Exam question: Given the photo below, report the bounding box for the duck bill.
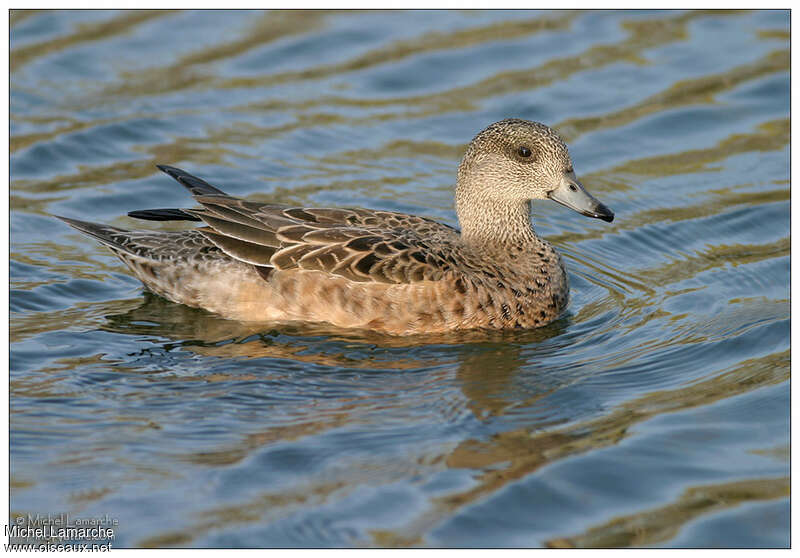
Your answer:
[547,174,614,222]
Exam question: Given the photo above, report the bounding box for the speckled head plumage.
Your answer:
[457,118,573,202]
[455,118,613,245]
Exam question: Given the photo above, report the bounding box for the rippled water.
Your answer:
[10,9,789,548]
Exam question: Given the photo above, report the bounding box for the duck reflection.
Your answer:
[101,292,571,433]
[102,291,567,376]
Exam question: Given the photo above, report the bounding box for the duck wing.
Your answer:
[137,166,462,285]
[192,196,463,284]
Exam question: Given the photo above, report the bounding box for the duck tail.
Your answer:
[56,214,199,303]
[55,215,140,256]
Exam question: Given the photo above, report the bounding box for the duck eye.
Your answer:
[518,146,531,158]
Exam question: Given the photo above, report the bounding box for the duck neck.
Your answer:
[455,187,540,251]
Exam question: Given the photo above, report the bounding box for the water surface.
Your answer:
[10,9,789,548]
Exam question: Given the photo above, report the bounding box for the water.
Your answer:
[10,9,789,548]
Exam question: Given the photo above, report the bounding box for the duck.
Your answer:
[58,118,614,335]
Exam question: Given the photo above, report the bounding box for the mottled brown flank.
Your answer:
[61,119,590,334]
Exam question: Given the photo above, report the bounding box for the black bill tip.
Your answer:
[593,202,614,223]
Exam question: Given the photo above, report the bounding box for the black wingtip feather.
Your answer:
[155,164,228,197]
[128,208,202,222]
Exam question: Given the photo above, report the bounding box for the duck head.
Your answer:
[456,118,614,224]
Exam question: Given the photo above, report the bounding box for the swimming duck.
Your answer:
[58,119,613,335]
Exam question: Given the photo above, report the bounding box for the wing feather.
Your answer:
[144,167,462,285]
[199,228,276,266]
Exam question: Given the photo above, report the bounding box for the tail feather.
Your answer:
[56,215,188,262]
[55,215,138,255]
